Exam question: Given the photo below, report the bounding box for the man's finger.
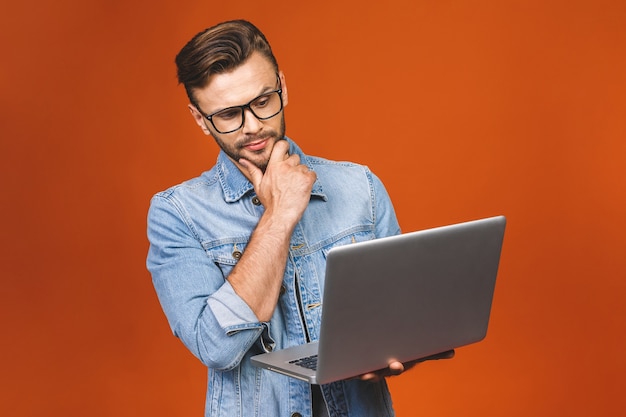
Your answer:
[388,361,405,374]
[268,139,290,163]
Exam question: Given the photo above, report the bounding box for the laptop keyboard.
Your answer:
[289,354,318,370]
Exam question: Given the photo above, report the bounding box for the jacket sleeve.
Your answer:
[146,193,264,371]
[368,169,402,238]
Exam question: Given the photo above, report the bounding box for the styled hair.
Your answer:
[175,20,279,106]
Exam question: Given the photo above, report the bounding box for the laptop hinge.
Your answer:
[294,272,311,343]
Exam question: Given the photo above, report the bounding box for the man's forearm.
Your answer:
[226,210,295,322]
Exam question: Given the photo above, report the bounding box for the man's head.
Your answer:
[176,20,279,107]
[175,20,288,173]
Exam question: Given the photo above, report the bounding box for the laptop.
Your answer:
[250,215,506,385]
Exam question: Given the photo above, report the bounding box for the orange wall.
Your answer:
[1,1,625,416]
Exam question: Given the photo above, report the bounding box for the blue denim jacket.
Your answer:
[147,138,401,417]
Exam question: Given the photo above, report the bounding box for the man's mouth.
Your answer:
[243,138,269,152]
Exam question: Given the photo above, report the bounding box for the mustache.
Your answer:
[237,133,278,149]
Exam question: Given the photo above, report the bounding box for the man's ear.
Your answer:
[188,104,212,136]
[279,71,288,107]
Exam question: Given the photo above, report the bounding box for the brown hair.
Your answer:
[175,20,279,106]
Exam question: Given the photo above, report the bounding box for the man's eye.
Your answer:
[215,109,240,120]
[253,95,271,108]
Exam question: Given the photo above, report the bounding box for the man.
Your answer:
[147,20,449,417]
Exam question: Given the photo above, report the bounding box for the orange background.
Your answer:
[1,1,625,416]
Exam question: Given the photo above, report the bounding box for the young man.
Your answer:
[147,20,447,417]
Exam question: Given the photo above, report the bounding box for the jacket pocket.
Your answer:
[320,229,376,258]
[204,239,250,279]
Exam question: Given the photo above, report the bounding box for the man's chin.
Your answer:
[250,156,270,173]
[233,151,269,173]
[244,139,279,169]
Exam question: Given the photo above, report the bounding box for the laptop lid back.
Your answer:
[315,215,506,384]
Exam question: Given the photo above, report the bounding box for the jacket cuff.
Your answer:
[207,280,262,335]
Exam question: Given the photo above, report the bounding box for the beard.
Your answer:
[211,114,286,173]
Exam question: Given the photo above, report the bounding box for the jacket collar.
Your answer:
[216,137,326,203]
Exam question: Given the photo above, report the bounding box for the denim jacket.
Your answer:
[147,138,401,417]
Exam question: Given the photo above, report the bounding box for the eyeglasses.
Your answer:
[198,76,283,134]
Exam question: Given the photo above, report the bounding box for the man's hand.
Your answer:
[239,140,316,225]
[229,140,317,322]
[359,350,456,382]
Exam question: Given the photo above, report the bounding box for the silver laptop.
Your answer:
[250,215,506,385]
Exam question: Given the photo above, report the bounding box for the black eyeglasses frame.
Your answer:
[196,75,283,134]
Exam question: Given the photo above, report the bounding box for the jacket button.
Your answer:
[232,250,242,260]
[252,196,262,206]
[280,285,286,295]
[291,413,302,417]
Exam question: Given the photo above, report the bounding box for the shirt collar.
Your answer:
[216,137,326,203]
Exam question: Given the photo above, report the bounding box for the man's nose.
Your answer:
[241,108,263,134]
